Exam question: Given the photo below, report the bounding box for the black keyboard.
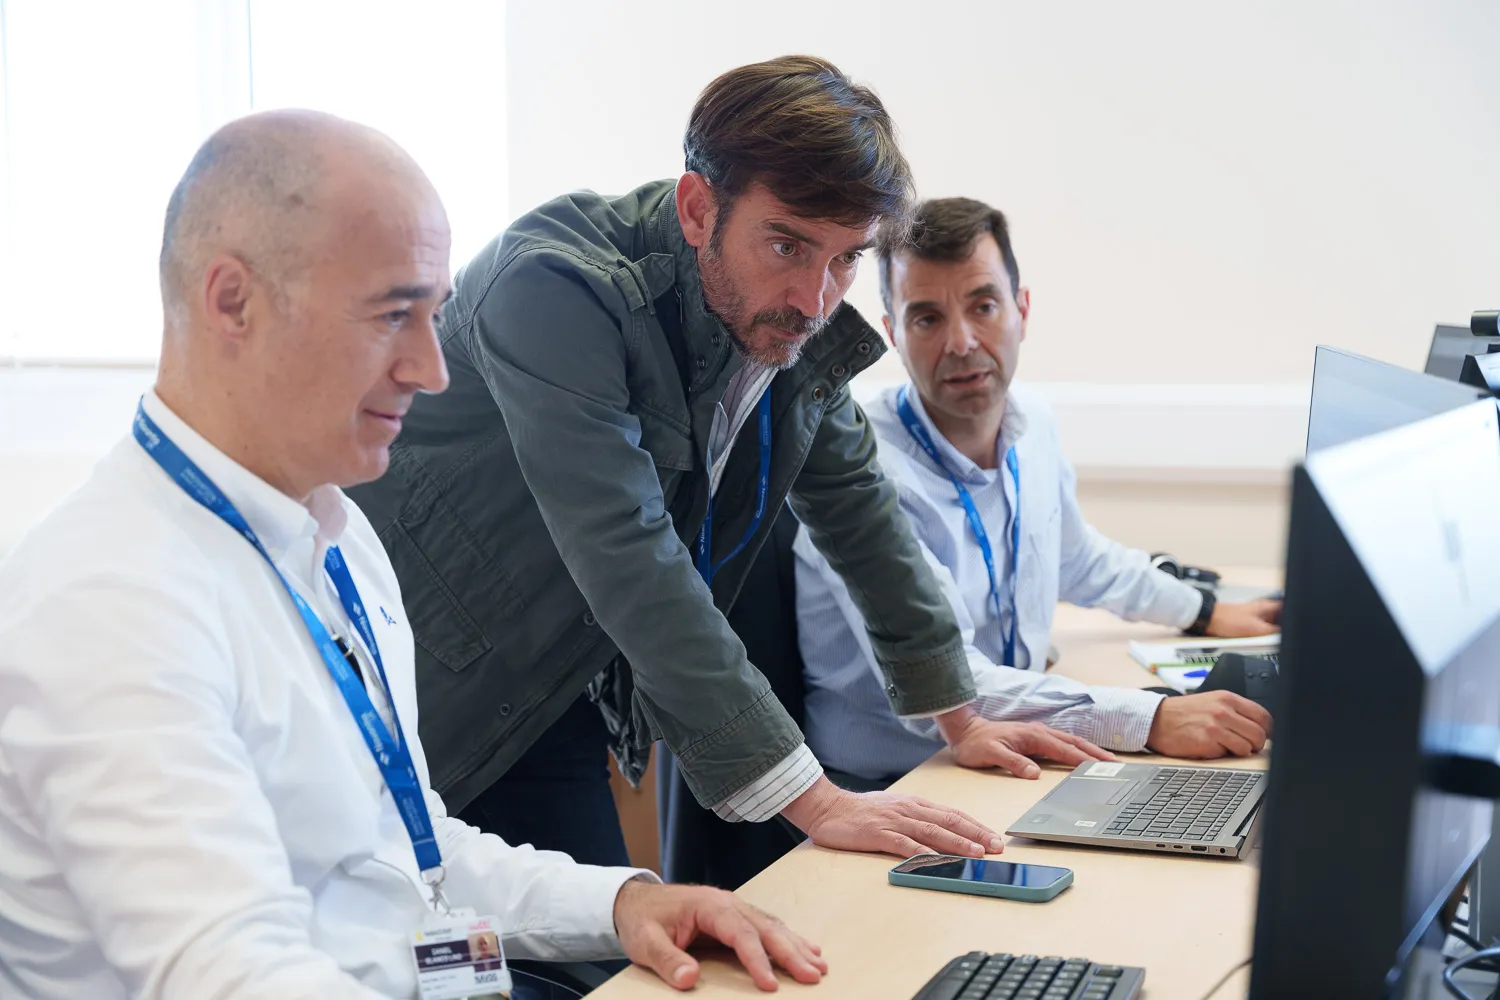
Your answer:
[1103,766,1262,843]
[911,952,1144,1000]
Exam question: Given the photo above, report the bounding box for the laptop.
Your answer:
[1007,761,1267,859]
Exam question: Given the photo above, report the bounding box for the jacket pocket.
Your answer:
[380,521,493,674]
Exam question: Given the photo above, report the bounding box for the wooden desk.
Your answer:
[594,574,1277,1000]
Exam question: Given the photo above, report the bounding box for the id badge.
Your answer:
[411,912,512,1000]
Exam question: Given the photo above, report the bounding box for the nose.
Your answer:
[942,315,981,357]
[395,311,451,395]
[785,266,830,322]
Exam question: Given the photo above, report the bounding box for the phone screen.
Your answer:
[891,855,1070,887]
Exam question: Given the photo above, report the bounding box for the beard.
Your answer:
[698,247,827,370]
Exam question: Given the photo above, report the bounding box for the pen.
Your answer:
[1183,669,1209,679]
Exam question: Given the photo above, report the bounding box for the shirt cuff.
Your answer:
[539,864,662,959]
[711,744,823,823]
[899,696,977,720]
[1170,583,1208,630]
[1084,686,1166,753]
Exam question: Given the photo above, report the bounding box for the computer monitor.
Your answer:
[1306,345,1489,455]
[1460,352,1500,395]
[1424,323,1500,381]
[1250,399,1500,998]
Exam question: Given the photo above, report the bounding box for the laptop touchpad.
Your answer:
[1057,778,1134,805]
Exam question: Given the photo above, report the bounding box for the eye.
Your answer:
[975,301,998,316]
[381,309,412,329]
[837,251,863,267]
[912,314,937,330]
[771,241,798,258]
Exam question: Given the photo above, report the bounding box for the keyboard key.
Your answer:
[1094,966,1125,978]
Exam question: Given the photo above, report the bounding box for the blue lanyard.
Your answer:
[131,403,446,895]
[896,387,1022,666]
[696,388,773,585]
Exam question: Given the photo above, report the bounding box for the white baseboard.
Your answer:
[851,375,1309,482]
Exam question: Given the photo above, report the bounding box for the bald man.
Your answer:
[0,111,825,1000]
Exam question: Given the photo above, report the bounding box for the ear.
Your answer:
[201,254,258,344]
[675,172,718,250]
[881,312,896,346]
[1015,285,1031,342]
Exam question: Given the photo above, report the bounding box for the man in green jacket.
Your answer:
[347,55,1109,868]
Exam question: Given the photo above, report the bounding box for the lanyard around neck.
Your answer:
[696,388,773,585]
[132,402,448,902]
[896,386,1021,665]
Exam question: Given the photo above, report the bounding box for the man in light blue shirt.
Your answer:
[795,196,1279,786]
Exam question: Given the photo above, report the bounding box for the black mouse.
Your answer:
[1197,652,1278,713]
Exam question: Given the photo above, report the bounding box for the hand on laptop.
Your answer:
[781,775,1007,860]
[936,705,1117,778]
[613,879,828,991]
[1146,690,1271,758]
[1206,599,1281,638]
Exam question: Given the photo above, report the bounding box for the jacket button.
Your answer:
[583,611,596,626]
[857,342,873,355]
[886,683,898,698]
[712,334,722,346]
[499,703,513,717]
[811,386,825,401]
[696,357,707,371]
[831,364,847,378]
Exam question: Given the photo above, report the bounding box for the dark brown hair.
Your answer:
[684,55,914,242]
[877,196,1021,314]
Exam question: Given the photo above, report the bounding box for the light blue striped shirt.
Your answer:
[794,381,1205,782]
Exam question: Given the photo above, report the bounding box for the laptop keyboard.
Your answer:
[911,952,1144,1000]
[1103,767,1262,843]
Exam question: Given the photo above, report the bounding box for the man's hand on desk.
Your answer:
[1146,690,1271,758]
[781,774,1007,860]
[1206,599,1281,638]
[613,879,828,991]
[935,705,1116,778]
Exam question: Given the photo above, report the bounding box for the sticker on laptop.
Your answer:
[1074,820,1099,828]
[1085,762,1124,777]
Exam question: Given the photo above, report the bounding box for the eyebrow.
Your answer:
[766,221,876,255]
[902,283,1005,318]
[367,285,454,305]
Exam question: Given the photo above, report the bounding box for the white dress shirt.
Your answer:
[705,360,823,823]
[0,391,651,1000]
[794,382,1205,782]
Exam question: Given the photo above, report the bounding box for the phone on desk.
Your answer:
[888,854,1073,903]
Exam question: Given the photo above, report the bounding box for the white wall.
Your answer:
[505,0,1500,388]
[7,1,1498,559]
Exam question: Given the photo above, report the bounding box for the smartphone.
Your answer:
[888,854,1073,903]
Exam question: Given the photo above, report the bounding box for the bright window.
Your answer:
[0,0,507,363]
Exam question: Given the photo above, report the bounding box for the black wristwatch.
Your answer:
[1185,589,1217,636]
